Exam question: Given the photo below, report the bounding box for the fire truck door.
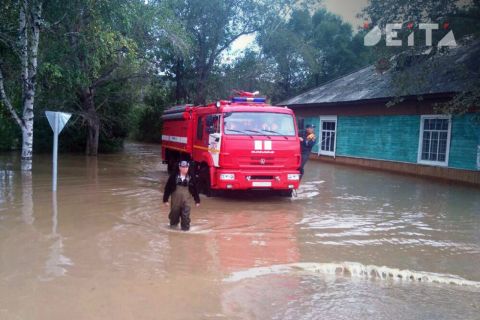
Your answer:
[206,114,221,167]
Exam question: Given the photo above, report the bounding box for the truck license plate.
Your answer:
[252,181,272,187]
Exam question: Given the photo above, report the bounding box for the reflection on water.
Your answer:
[0,143,479,319]
[41,192,73,280]
[21,171,34,225]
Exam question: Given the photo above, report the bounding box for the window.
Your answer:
[417,115,451,166]
[319,116,337,156]
[196,116,203,140]
[206,114,221,134]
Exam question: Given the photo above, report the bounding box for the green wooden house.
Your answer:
[281,39,480,185]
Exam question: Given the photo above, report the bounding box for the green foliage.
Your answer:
[10,0,475,154]
[157,0,294,104]
[132,81,172,142]
[133,106,164,143]
[256,8,374,102]
[0,111,20,151]
[33,0,157,153]
[361,0,480,114]
[1,0,378,154]
[207,50,277,101]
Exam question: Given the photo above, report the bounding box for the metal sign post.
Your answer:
[45,111,72,191]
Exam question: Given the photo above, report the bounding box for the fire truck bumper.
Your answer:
[213,169,301,190]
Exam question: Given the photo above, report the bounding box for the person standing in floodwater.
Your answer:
[163,161,200,231]
[299,124,316,178]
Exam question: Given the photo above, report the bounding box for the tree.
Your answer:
[257,10,310,101]
[39,0,155,155]
[0,0,43,170]
[213,50,278,100]
[361,0,480,114]
[258,8,373,102]
[161,0,293,105]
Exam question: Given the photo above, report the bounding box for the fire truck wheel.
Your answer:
[167,160,175,175]
[205,188,216,197]
[198,165,215,197]
[279,189,293,197]
[204,176,219,197]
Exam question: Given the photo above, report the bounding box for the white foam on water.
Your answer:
[335,195,372,201]
[308,180,325,184]
[293,191,320,200]
[292,181,324,200]
[163,224,213,234]
[224,262,480,288]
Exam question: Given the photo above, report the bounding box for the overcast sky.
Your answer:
[322,0,368,29]
[229,0,368,55]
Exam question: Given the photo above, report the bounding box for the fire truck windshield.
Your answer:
[223,112,296,136]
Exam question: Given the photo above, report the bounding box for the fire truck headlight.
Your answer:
[287,174,300,181]
[220,173,235,180]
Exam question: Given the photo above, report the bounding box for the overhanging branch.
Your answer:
[91,63,120,88]
[213,28,257,61]
[0,66,24,128]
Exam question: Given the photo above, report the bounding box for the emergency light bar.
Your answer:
[231,97,266,103]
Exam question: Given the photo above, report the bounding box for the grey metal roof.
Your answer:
[280,39,480,106]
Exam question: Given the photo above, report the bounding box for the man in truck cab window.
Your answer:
[261,118,280,132]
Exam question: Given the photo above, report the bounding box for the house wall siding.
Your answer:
[336,115,420,163]
[296,111,479,172]
[449,114,479,170]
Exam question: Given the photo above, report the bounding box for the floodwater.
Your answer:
[1,143,479,320]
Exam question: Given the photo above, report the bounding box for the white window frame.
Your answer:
[417,115,451,167]
[318,116,337,157]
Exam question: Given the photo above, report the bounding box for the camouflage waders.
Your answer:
[169,184,191,231]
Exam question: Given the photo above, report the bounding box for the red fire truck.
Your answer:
[161,93,301,196]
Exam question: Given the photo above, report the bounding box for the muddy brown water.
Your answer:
[1,143,479,319]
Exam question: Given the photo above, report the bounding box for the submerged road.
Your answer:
[1,143,479,319]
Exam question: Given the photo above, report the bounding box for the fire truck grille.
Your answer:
[249,175,274,180]
[237,156,288,167]
[243,156,273,165]
[251,156,274,164]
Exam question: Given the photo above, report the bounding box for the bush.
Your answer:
[0,112,20,151]
[133,105,164,143]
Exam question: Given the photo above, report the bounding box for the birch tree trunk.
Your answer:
[0,0,42,171]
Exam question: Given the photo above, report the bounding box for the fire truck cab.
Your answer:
[161,95,302,196]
